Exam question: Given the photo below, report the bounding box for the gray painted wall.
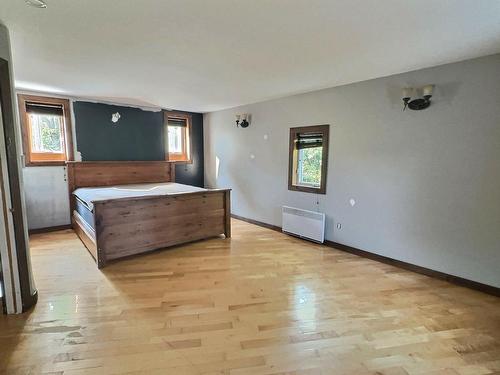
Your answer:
[204,54,500,288]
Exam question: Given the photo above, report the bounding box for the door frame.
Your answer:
[0,57,37,313]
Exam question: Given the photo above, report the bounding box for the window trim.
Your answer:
[17,94,74,167]
[164,111,192,164]
[288,124,329,195]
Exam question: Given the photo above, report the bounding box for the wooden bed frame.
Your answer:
[67,161,231,268]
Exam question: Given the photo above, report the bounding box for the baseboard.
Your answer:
[28,224,72,235]
[232,214,282,232]
[325,240,500,297]
[231,214,500,297]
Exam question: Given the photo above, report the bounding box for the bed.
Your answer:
[67,161,231,268]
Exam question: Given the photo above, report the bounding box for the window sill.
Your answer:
[165,157,193,164]
[297,182,321,189]
[289,184,326,194]
[25,161,69,167]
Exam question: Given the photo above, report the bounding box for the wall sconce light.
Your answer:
[25,0,47,8]
[111,112,121,123]
[402,84,434,111]
[235,113,250,128]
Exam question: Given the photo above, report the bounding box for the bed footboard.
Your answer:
[85,189,230,268]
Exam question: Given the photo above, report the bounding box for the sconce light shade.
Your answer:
[422,84,434,98]
[402,87,413,100]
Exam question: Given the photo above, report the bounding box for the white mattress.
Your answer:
[74,182,207,210]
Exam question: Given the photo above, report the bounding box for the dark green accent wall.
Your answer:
[73,102,164,161]
[73,101,204,187]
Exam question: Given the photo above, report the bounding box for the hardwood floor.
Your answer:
[1,219,499,374]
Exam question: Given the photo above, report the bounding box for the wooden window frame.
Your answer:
[164,111,192,164]
[17,94,74,167]
[288,124,329,195]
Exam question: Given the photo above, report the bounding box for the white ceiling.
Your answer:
[1,0,500,113]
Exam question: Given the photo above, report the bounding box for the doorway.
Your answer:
[0,56,37,313]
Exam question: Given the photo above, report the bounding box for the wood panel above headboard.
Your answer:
[67,161,175,193]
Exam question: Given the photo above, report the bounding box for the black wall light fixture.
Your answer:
[402,85,434,111]
[235,113,250,128]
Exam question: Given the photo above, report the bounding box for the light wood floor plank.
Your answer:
[0,219,499,374]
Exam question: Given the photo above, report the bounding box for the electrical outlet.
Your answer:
[336,223,342,230]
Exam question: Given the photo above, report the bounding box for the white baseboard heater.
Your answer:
[282,206,325,243]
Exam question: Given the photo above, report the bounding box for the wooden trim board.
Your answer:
[224,190,231,238]
[72,211,98,264]
[231,214,282,232]
[67,161,175,190]
[28,224,72,235]
[66,160,176,215]
[231,214,500,297]
[324,240,500,297]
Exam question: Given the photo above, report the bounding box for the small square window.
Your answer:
[18,95,73,166]
[164,112,192,163]
[289,125,329,194]
[297,147,323,188]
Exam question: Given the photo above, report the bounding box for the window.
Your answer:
[18,95,73,166]
[288,125,329,194]
[164,112,192,163]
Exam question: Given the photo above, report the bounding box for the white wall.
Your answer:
[204,54,500,288]
[23,167,70,229]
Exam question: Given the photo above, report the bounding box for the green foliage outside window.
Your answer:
[40,120,62,152]
[31,114,63,152]
[299,147,322,186]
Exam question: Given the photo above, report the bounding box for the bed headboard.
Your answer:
[67,161,175,192]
